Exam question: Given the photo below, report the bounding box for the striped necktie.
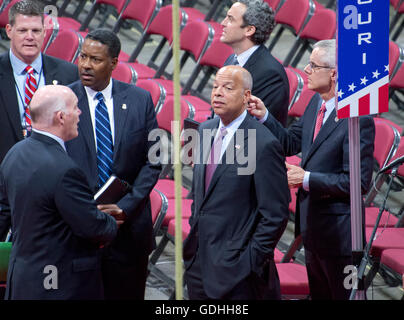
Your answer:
[24,65,37,134]
[95,92,113,188]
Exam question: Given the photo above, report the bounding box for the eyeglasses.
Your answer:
[306,61,334,72]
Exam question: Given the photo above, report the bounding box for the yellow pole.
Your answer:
[172,0,183,300]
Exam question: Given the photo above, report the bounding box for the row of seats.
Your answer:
[1,0,404,299]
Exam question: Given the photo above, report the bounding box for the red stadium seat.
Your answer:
[136,79,167,113]
[80,0,130,31]
[283,6,336,67]
[45,29,83,63]
[268,0,315,55]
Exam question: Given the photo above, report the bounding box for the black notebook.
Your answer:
[94,175,131,204]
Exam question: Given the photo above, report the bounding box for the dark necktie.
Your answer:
[232,55,239,65]
[313,102,326,142]
[95,92,113,187]
[205,127,228,193]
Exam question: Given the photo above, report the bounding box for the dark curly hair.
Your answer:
[237,0,275,45]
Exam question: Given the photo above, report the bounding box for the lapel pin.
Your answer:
[52,80,58,85]
[335,116,339,122]
[235,144,240,150]
[122,104,127,110]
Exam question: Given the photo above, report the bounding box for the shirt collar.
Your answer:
[218,109,247,136]
[32,128,66,151]
[236,45,260,67]
[9,49,43,75]
[84,78,113,101]
[323,97,336,114]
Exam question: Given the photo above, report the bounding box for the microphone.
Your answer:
[379,155,404,174]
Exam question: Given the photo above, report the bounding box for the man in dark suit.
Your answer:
[221,0,289,127]
[248,40,375,299]
[0,0,78,164]
[183,65,290,300]
[0,85,118,300]
[65,29,161,300]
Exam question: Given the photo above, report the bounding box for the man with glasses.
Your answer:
[248,39,375,300]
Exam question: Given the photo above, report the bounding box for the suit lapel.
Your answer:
[302,108,343,168]
[242,45,263,71]
[111,80,129,160]
[0,54,24,140]
[42,55,58,85]
[202,116,250,202]
[74,83,98,169]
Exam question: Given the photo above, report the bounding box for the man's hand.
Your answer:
[286,162,305,189]
[98,204,126,227]
[247,95,267,120]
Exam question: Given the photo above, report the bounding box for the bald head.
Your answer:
[30,85,75,126]
[211,66,252,126]
[217,65,253,90]
[30,85,81,141]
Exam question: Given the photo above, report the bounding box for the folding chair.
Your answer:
[42,15,59,53]
[283,6,336,67]
[379,248,404,288]
[127,4,205,64]
[111,61,136,84]
[389,41,404,82]
[45,29,83,63]
[0,0,18,28]
[264,0,286,13]
[153,20,215,79]
[285,67,304,111]
[181,37,234,96]
[389,44,404,110]
[136,79,167,113]
[112,0,163,34]
[148,200,192,287]
[363,227,404,290]
[155,95,194,178]
[390,0,404,41]
[367,136,404,226]
[150,188,169,239]
[155,179,189,200]
[267,0,315,55]
[364,118,401,207]
[80,0,131,31]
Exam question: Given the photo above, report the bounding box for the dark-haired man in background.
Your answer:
[66,29,161,300]
[221,0,289,127]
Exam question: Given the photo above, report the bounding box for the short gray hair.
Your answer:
[313,39,336,68]
[237,0,275,45]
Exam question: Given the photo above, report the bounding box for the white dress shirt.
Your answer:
[215,110,247,160]
[84,79,115,150]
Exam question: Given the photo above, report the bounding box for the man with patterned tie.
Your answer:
[221,0,289,126]
[248,40,376,300]
[183,65,290,300]
[0,0,79,166]
[66,29,161,300]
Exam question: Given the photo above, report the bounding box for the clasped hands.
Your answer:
[97,204,126,227]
